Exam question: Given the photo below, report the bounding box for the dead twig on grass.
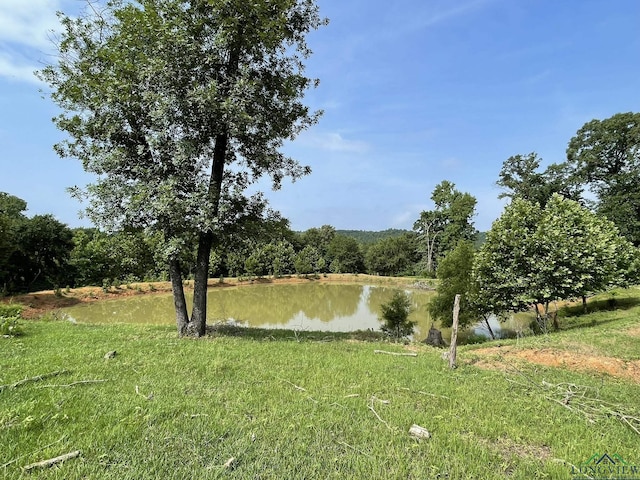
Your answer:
[281,379,318,403]
[374,350,417,357]
[1,436,66,469]
[0,370,70,392]
[23,450,81,471]
[282,379,306,391]
[36,380,107,388]
[337,440,372,457]
[506,366,640,436]
[368,395,392,430]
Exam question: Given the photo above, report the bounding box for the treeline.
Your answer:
[336,229,411,244]
[1,185,489,295]
[0,194,431,294]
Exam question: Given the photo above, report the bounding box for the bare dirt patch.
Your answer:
[469,346,640,383]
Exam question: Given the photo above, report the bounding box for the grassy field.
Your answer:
[2,288,640,479]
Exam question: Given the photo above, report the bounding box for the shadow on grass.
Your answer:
[555,296,640,332]
[563,296,640,317]
[206,323,387,342]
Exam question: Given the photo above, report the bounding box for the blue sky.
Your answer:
[1,0,639,232]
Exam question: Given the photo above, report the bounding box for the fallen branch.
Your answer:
[0,370,70,392]
[506,366,640,436]
[368,396,392,430]
[0,437,65,469]
[36,380,107,388]
[338,440,372,457]
[374,350,417,357]
[23,450,81,471]
[282,379,307,391]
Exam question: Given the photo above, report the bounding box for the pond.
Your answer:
[61,283,525,341]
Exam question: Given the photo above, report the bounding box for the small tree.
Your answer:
[379,291,415,340]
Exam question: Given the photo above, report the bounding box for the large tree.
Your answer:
[566,112,640,245]
[474,195,638,331]
[0,193,28,293]
[39,0,326,336]
[497,153,581,207]
[413,180,476,275]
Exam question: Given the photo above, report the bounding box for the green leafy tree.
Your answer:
[566,112,640,245]
[474,195,638,331]
[298,225,336,271]
[414,181,477,275]
[497,153,581,207]
[294,245,325,275]
[0,193,28,292]
[39,0,327,336]
[379,291,415,340]
[9,215,74,292]
[429,241,477,326]
[327,235,364,273]
[364,233,418,276]
[71,228,163,285]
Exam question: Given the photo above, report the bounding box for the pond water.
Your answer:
[61,283,525,341]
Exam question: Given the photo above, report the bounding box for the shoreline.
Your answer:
[2,274,430,319]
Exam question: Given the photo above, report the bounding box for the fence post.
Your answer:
[449,294,461,369]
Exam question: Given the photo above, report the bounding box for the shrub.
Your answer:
[0,304,24,337]
[379,291,416,340]
[0,304,22,317]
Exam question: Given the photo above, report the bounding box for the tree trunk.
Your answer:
[483,315,496,339]
[189,231,214,337]
[582,295,588,313]
[189,133,228,337]
[186,36,240,337]
[169,257,189,336]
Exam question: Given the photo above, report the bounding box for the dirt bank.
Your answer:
[469,345,640,383]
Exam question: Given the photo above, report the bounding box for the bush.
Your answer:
[0,304,22,317]
[0,304,23,337]
[379,291,416,340]
[0,316,22,336]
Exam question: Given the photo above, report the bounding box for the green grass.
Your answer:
[1,293,640,479]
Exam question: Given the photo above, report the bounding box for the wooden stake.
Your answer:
[449,294,461,369]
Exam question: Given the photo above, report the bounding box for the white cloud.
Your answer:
[0,51,40,83]
[299,131,370,154]
[420,0,493,27]
[0,0,65,82]
[0,0,63,49]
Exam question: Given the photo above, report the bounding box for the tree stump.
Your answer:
[423,324,446,347]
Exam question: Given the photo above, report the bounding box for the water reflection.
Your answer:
[61,283,527,340]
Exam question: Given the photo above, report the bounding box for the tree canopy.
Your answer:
[566,112,640,245]
[39,0,327,335]
[413,180,477,275]
[497,153,581,207]
[474,194,638,331]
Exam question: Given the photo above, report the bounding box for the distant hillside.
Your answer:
[337,229,412,244]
